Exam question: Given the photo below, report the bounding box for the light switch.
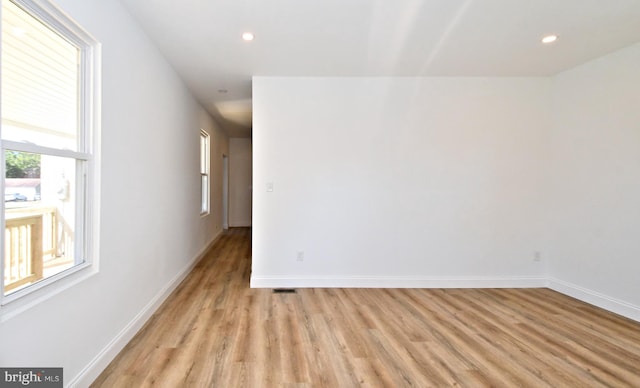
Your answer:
[266,182,274,192]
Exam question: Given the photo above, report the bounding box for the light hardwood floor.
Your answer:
[92,228,640,387]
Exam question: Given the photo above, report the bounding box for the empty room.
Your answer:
[1,0,640,387]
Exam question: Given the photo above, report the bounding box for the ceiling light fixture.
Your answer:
[542,35,558,44]
[242,32,254,41]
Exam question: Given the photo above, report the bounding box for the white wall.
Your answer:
[0,0,228,385]
[252,77,551,288]
[229,138,252,227]
[548,43,640,320]
[252,46,640,322]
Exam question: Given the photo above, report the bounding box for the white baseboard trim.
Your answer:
[250,275,547,289]
[252,276,639,322]
[548,277,640,323]
[69,230,224,388]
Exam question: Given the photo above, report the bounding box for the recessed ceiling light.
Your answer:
[242,32,254,41]
[542,35,558,44]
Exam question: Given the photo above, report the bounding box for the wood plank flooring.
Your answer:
[92,228,640,387]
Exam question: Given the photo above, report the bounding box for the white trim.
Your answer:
[68,230,224,388]
[13,0,97,47]
[0,150,5,295]
[251,275,640,322]
[250,275,547,289]
[0,265,99,322]
[548,278,640,323]
[1,261,92,309]
[1,140,92,160]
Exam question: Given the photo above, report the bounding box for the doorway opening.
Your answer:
[222,154,229,229]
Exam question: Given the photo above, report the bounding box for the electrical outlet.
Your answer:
[534,251,541,262]
[296,251,304,262]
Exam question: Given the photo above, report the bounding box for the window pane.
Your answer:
[201,175,208,214]
[1,0,80,151]
[200,132,208,174]
[4,151,81,295]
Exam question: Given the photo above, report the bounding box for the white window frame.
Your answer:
[200,129,210,216]
[0,0,101,314]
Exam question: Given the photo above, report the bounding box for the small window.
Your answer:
[1,0,100,300]
[200,130,210,215]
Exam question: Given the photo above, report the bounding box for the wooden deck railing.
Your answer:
[4,207,57,293]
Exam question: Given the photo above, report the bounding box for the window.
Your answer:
[200,130,210,215]
[1,0,99,301]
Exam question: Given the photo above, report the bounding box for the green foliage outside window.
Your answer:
[5,151,41,178]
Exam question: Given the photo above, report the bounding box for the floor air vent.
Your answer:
[273,288,297,294]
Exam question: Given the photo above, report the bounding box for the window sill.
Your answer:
[0,262,97,322]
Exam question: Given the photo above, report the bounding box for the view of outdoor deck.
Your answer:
[4,201,74,294]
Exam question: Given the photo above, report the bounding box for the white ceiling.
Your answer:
[118,0,640,137]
